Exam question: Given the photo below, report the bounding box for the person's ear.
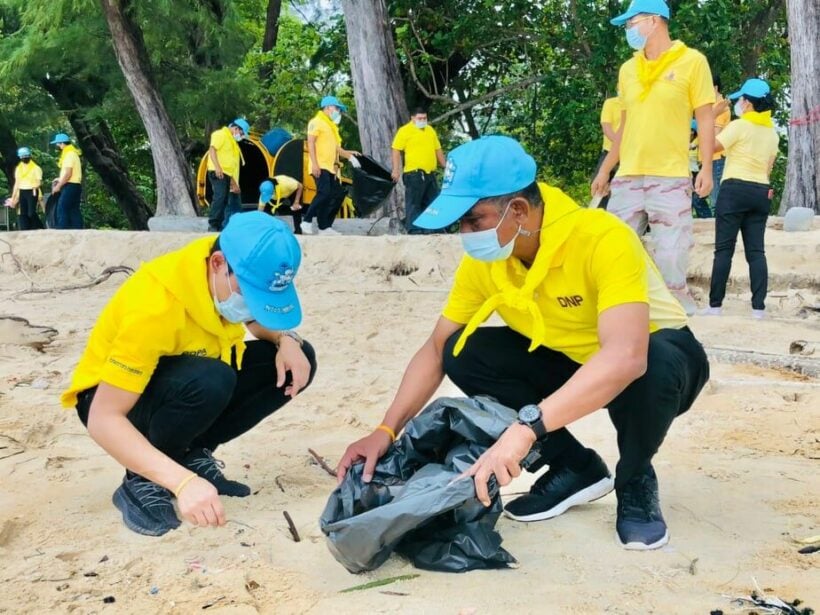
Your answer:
[510,197,531,221]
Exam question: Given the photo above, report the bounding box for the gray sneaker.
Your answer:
[112,474,181,537]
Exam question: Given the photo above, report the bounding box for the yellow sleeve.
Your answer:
[689,53,716,110]
[716,120,741,152]
[432,129,442,150]
[34,165,43,184]
[14,166,21,181]
[600,99,612,124]
[391,126,408,151]
[210,129,225,150]
[590,225,649,314]
[441,258,488,324]
[307,119,322,137]
[715,108,731,129]
[617,66,626,107]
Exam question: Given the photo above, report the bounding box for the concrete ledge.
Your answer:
[147,215,398,236]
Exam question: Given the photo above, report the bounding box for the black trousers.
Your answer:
[709,179,770,310]
[76,340,317,463]
[17,189,43,230]
[593,151,618,210]
[305,170,346,230]
[56,183,83,229]
[442,327,709,489]
[403,170,439,233]
[207,171,242,232]
[262,200,303,234]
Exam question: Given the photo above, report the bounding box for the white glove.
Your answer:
[349,156,361,169]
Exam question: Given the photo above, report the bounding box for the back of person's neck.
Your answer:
[643,31,673,60]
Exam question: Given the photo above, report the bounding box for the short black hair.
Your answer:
[744,92,775,113]
[411,107,428,116]
[478,181,543,209]
[713,74,722,92]
[266,177,279,187]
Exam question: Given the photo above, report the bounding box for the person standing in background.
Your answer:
[50,133,84,230]
[10,147,43,230]
[207,118,250,232]
[709,74,732,208]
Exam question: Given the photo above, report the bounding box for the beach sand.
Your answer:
[0,223,818,614]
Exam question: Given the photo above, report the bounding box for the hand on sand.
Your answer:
[463,423,535,507]
[590,172,610,199]
[335,429,392,485]
[275,336,311,397]
[694,169,713,198]
[177,476,226,528]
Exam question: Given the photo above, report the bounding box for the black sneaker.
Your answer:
[183,447,251,497]
[615,466,669,550]
[112,474,181,537]
[504,451,614,522]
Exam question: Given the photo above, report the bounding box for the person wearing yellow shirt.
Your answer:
[10,147,43,230]
[207,118,250,232]
[50,133,84,229]
[61,213,316,536]
[594,96,621,209]
[258,175,304,233]
[592,0,716,315]
[303,95,359,236]
[391,108,446,233]
[706,78,780,319]
[337,137,709,551]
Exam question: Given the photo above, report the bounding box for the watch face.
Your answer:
[519,406,540,423]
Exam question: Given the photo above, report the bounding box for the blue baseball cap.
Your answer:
[50,133,71,145]
[259,179,274,204]
[230,118,250,136]
[413,135,537,230]
[320,95,348,112]
[728,78,770,101]
[611,0,670,25]
[17,147,31,158]
[219,212,302,330]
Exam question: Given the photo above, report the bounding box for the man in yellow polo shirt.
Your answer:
[592,0,716,315]
[391,107,446,233]
[207,118,250,232]
[50,133,84,229]
[337,137,709,551]
[61,213,316,536]
[10,147,43,230]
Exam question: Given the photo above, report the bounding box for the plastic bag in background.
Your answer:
[260,128,293,157]
[320,396,540,574]
[44,192,59,229]
[349,154,395,217]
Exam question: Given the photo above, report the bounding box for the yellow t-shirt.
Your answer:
[712,96,731,160]
[58,145,83,184]
[15,161,43,190]
[207,127,242,179]
[392,122,442,173]
[617,43,715,178]
[717,119,779,185]
[274,175,299,200]
[60,237,247,408]
[307,112,341,174]
[600,97,622,151]
[442,183,687,364]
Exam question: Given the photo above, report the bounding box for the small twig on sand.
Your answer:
[0,238,35,286]
[14,265,134,297]
[308,448,337,477]
[283,511,300,542]
[275,476,286,492]
[340,574,420,593]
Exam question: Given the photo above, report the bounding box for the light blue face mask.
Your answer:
[414,120,428,129]
[213,270,254,323]
[460,202,520,262]
[733,100,745,118]
[330,110,342,124]
[626,25,648,50]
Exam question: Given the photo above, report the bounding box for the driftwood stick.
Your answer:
[283,511,300,542]
[308,448,337,477]
[0,238,35,286]
[13,266,134,297]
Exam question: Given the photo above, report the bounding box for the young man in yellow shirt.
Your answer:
[337,137,709,550]
[303,95,358,236]
[207,118,250,232]
[10,147,43,230]
[50,133,84,229]
[258,175,304,232]
[61,213,316,536]
[391,108,447,233]
[592,0,716,314]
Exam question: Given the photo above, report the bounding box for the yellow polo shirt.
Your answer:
[307,112,341,174]
[15,161,43,190]
[717,119,779,185]
[392,122,442,173]
[58,145,83,184]
[207,127,242,179]
[617,42,714,178]
[600,97,622,151]
[442,183,687,364]
[60,237,246,408]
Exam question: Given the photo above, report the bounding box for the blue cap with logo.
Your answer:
[50,133,71,145]
[259,179,274,204]
[17,147,31,158]
[219,212,302,330]
[413,135,537,230]
[728,78,771,101]
[230,118,251,136]
[320,95,348,112]
[610,0,670,26]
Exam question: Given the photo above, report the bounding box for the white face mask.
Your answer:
[734,101,745,117]
[414,119,428,129]
[330,110,342,124]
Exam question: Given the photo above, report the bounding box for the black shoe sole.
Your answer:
[112,485,180,537]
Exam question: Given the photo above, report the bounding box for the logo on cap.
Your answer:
[269,265,295,292]
[442,159,457,189]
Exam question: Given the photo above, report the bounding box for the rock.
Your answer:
[783,207,815,232]
[147,216,209,233]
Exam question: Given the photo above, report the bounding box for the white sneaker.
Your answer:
[317,227,341,236]
[300,221,314,235]
[700,307,722,316]
[752,309,766,319]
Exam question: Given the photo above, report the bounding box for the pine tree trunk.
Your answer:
[99,0,197,217]
[781,0,820,214]
[341,0,409,229]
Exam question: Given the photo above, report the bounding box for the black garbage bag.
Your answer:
[320,396,541,574]
[44,192,59,229]
[349,155,395,217]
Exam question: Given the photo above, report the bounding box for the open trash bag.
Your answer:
[349,154,395,217]
[320,396,541,573]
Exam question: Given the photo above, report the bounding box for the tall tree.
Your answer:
[342,0,409,227]
[99,0,197,217]
[782,0,820,214]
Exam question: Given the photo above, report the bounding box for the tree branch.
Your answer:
[431,75,548,123]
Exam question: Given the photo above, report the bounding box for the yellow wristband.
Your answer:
[173,473,198,498]
[376,424,397,442]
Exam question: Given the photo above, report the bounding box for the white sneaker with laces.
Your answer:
[300,221,314,235]
[752,309,766,319]
[318,227,341,236]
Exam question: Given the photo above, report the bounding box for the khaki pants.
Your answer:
[609,175,696,314]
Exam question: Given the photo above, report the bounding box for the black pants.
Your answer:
[305,170,346,230]
[56,183,83,229]
[208,171,242,231]
[442,327,709,489]
[403,170,439,233]
[262,200,303,234]
[709,179,770,310]
[593,151,618,210]
[76,340,317,462]
[17,189,43,230]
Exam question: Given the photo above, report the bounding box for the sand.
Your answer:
[0,222,818,614]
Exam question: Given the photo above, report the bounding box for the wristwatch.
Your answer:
[517,404,548,440]
[279,330,304,346]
